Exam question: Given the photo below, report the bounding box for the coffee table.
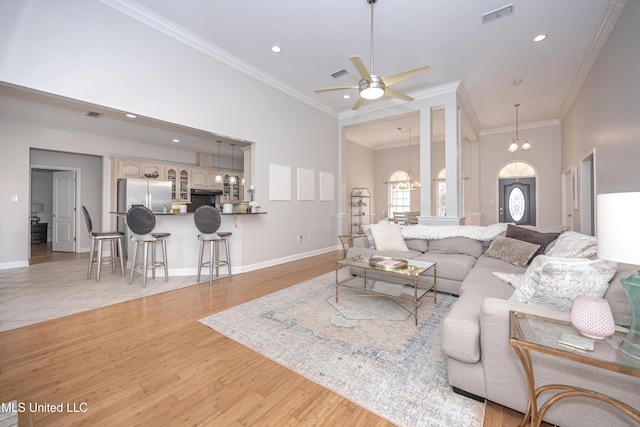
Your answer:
[336,254,437,325]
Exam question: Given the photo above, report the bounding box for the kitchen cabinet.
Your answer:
[114,159,144,179]
[191,167,223,191]
[223,172,244,201]
[142,162,164,179]
[166,166,191,202]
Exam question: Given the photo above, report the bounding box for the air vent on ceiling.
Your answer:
[331,69,349,79]
[85,111,103,118]
[482,3,514,24]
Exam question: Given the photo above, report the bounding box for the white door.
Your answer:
[53,170,76,252]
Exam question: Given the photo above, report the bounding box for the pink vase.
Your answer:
[570,295,616,339]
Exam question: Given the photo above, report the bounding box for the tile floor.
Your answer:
[0,258,203,332]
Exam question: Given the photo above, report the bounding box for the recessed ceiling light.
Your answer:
[533,34,547,42]
[172,139,180,143]
[513,79,523,85]
[271,45,282,53]
[125,113,137,118]
[344,95,351,99]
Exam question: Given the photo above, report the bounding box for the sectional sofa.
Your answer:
[345,223,638,427]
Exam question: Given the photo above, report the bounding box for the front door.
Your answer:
[499,178,536,225]
[52,170,76,252]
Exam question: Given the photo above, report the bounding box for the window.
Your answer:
[435,169,446,216]
[388,171,411,219]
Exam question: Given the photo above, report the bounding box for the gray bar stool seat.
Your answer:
[194,205,232,285]
[82,206,125,282]
[126,206,170,287]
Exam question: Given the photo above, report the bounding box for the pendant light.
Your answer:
[229,144,237,185]
[215,141,223,183]
[508,103,531,152]
[397,127,420,190]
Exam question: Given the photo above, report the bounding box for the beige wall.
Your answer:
[561,0,640,232]
[479,123,563,227]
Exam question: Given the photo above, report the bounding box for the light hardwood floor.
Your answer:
[1,250,535,426]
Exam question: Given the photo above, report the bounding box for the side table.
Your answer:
[509,311,640,427]
[31,222,48,243]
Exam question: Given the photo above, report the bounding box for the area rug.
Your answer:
[199,269,485,427]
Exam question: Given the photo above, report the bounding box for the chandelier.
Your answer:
[508,103,531,152]
[397,127,421,190]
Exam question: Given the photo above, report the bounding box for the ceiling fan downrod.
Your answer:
[368,0,377,74]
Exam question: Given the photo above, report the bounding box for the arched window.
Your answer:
[387,171,411,219]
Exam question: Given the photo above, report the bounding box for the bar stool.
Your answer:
[126,206,170,288]
[194,205,232,285]
[82,206,125,282]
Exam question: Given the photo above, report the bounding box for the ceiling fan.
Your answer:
[314,0,431,111]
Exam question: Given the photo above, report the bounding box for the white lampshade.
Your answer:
[596,192,640,265]
[31,203,44,213]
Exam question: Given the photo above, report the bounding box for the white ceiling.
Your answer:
[0,0,623,150]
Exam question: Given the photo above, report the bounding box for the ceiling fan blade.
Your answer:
[314,86,358,93]
[384,88,414,102]
[350,55,372,81]
[352,97,366,111]
[383,65,431,86]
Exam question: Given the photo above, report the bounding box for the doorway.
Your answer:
[29,148,102,264]
[499,178,537,225]
[30,167,79,262]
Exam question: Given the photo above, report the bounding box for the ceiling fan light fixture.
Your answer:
[359,76,385,100]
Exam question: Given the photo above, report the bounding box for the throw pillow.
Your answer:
[492,272,524,289]
[484,236,541,267]
[510,255,617,312]
[545,231,598,258]
[369,223,409,251]
[506,224,560,260]
[362,225,376,249]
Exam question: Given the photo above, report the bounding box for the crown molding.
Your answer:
[479,119,560,136]
[98,0,337,117]
[558,0,627,120]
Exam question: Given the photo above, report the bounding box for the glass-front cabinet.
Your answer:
[223,173,243,201]
[166,167,190,202]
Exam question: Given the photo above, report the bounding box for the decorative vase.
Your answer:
[619,275,640,359]
[570,295,616,340]
[250,193,255,202]
[250,205,257,213]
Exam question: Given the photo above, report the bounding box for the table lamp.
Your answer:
[596,192,640,359]
[31,203,44,224]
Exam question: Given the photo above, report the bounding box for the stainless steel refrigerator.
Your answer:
[117,178,172,258]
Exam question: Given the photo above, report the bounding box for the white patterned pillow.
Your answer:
[492,272,523,289]
[546,231,598,258]
[369,224,409,251]
[510,255,617,312]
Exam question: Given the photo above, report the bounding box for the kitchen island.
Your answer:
[111,211,267,277]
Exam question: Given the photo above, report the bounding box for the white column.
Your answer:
[419,107,432,220]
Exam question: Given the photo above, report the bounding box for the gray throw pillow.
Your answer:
[484,236,541,267]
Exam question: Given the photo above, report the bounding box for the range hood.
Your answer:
[191,188,223,195]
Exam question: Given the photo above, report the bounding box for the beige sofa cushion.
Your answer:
[412,252,478,282]
[441,268,514,363]
[428,237,484,257]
